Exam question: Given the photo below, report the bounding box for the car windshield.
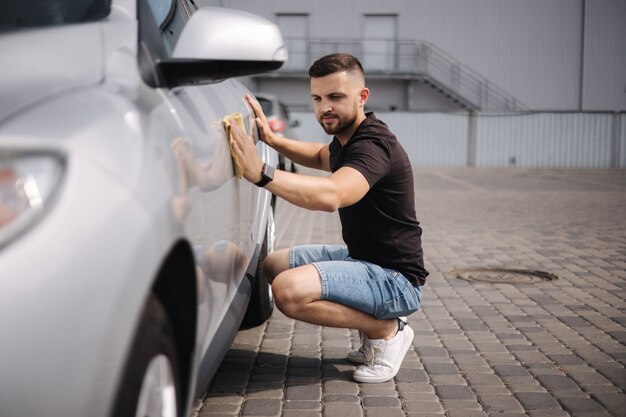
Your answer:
[0,0,111,33]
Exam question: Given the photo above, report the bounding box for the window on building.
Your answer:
[362,14,397,72]
[276,13,309,71]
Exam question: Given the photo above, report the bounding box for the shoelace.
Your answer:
[364,343,384,366]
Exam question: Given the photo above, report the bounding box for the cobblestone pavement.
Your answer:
[196,168,626,417]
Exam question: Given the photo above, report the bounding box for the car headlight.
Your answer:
[0,152,65,247]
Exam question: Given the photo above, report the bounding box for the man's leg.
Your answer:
[262,245,420,383]
[265,249,397,339]
[262,248,290,285]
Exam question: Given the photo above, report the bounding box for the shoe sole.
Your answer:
[353,325,414,383]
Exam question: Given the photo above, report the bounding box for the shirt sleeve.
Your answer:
[341,138,391,187]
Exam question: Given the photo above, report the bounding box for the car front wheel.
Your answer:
[112,295,180,417]
[241,209,275,328]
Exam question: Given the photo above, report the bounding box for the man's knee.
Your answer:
[271,265,321,318]
[263,248,290,284]
[271,272,299,316]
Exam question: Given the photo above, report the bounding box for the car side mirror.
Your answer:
[156,7,286,87]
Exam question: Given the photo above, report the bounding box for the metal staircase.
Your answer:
[405,41,529,112]
[271,38,530,112]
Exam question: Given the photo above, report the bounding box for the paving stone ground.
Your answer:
[195,168,626,417]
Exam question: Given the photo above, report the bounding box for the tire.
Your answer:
[241,209,275,328]
[112,295,181,417]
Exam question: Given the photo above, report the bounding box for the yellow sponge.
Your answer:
[222,112,245,178]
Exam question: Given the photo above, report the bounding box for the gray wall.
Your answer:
[199,1,626,169]
[583,1,626,111]
[200,0,626,112]
[290,111,625,169]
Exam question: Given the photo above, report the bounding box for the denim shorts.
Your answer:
[289,244,423,320]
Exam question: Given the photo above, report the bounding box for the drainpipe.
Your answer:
[467,110,477,167]
[612,112,622,168]
[579,0,586,111]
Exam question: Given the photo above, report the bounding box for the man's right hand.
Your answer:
[245,94,330,173]
[246,95,276,146]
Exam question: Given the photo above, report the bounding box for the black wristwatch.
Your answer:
[254,163,275,187]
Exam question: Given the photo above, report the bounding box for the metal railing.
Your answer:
[276,38,529,112]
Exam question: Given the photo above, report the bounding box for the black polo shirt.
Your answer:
[329,113,428,285]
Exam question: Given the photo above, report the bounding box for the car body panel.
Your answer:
[0,24,104,121]
[0,0,282,416]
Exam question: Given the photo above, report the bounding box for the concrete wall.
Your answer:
[200,0,626,112]
[583,0,626,111]
[200,1,625,168]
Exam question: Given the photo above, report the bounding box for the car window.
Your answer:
[141,0,189,56]
[257,98,274,116]
[0,0,111,33]
[147,0,174,29]
[279,102,291,121]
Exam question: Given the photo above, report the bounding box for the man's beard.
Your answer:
[318,112,357,136]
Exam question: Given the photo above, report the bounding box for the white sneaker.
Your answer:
[352,324,414,383]
[347,317,407,365]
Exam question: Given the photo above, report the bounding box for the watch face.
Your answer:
[264,164,275,180]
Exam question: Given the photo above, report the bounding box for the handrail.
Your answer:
[275,38,529,112]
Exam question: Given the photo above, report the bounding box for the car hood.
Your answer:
[0,23,104,123]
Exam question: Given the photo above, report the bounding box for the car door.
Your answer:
[140,0,271,371]
[141,0,238,334]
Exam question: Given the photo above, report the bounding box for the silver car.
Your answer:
[0,0,284,416]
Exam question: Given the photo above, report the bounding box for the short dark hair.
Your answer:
[308,53,364,78]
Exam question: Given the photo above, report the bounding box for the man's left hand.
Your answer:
[228,117,265,184]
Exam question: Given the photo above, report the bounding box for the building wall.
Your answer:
[620,113,626,167]
[290,111,625,168]
[199,1,625,169]
[251,78,469,113]
[476,113,615,168]
[583,0,626,111]
[199,0,626,112]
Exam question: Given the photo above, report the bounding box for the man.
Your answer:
[229,53,428,383]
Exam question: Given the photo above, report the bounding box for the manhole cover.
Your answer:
[451,268,558,284]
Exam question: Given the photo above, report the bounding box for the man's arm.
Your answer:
[265,167,368,212]
[228,117,368,211]
[265,136,331,172]
[246,95,331,172]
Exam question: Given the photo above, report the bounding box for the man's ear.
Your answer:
[360,87,370,107]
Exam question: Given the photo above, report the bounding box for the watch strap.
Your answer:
[254,163,274,187]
